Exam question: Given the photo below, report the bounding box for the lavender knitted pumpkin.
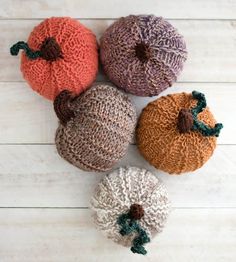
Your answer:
[100,15,188,96]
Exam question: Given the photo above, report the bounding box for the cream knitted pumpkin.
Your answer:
[91,166,170,255]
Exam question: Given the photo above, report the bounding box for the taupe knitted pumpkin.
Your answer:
[91,166,170,255]
[54,84,137,172]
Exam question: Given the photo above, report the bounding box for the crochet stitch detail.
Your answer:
[191,91,223,137]
[117,209,150,255]
[54,90,75,125]
[10,41,41,59]
[177,91,223,137]
[129,204,144,220]
[10,37,63,61]
[177,109,194,133]
[135,43,150,63]
[40,37,63,61]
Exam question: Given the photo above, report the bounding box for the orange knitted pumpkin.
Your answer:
[136,91,223,174]
[10,17,98,100]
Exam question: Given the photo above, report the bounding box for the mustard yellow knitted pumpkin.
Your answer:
[136,91,223,174]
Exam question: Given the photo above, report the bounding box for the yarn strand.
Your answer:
[117,212,150,255]
[191,90,207,114]
[191,91,223,137]
[10,41,41,59]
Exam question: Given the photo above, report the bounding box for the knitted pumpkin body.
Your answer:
[54,85,136,172]
[136,91,223,174]
[91,166,170,254]
[100,15,187,97]
[11,17,98,100]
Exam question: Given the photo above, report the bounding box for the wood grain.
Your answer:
[0,1,235,261]
[0,82,230,144]
[1,0,236,19]
[0,208,235,262]
[0,144,234,208]
[2,19,236,82]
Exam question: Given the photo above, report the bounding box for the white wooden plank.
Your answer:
[0,82,231,144]
[0,82,56,144]
[1,0,236,19]
[0,2,234,262]
[0,208,235,262]
[0,144,235,208]
[2,19,236,82]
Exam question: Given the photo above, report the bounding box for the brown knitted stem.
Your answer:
[177,109,194,133]
[40,37,63,61]
[54,90,75,125]
[129,204,144,220]
[135,43,150,62]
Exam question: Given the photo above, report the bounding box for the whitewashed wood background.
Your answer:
[0,1,235,261]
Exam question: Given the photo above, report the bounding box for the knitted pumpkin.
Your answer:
[91,166,170,255]
[54,84,136,171]
[10,17,98,100]
[100,15,187,97]
[136,91,223,174]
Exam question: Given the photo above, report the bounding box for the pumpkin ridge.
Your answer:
[10,17,98,100]
[136,91,222,174]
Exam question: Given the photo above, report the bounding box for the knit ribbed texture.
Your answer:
[55,84,137,172]
[136,92,219,174]
[91,166,170,253]
[16,17,98,100]
[100,15,187,97]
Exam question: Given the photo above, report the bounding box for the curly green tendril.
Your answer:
[191,91,223,137]
[117,212,150,255]
[10,41,41,60]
